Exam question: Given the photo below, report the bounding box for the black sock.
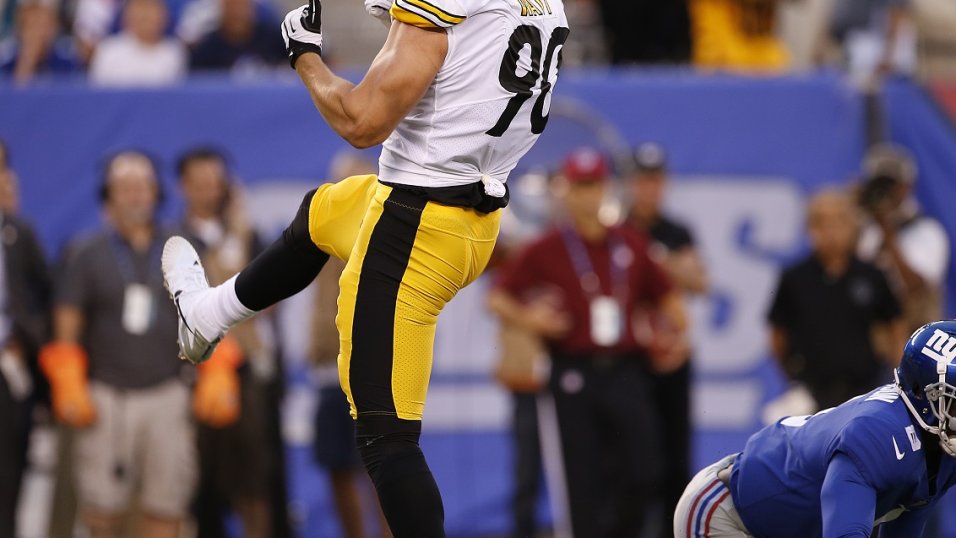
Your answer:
[234,189,330,310]
[357,418,446,538]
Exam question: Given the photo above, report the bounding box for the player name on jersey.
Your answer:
[517,0,553,17]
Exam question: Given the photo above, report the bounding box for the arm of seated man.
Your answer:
[295,21,447,148]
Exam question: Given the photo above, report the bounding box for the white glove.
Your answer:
[364,0,392,27]
[281,1,323,68]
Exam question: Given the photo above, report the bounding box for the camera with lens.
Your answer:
[858,174,901,214]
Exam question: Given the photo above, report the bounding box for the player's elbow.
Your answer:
[341,122,390,149]
[343,132,380,149]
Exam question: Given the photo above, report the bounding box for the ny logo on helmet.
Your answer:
[922,329,956,364]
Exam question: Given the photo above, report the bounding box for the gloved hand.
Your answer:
[39,342,96,428]
[364,0,391,26]
[193,336,243,428]
[281,0,323,69]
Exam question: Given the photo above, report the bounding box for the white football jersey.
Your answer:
[378,0,569,189]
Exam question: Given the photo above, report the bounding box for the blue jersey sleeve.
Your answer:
[836,416,904,491]
[821,453,876,538]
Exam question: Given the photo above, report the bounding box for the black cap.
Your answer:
[633,142,667,173]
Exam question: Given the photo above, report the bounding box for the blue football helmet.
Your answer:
[896,320,956,456]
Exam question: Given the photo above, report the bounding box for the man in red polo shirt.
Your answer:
[488,147,688,538]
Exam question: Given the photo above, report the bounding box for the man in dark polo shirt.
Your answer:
[626,142,707,537]
[40,151,198,538]
[488,147,687,538]
[769,190,906,411]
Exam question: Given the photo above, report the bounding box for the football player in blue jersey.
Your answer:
[675,319,956,538]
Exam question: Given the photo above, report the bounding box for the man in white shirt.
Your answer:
[857,143,949,332]
[827,0,916,83]
[89,0,186,86]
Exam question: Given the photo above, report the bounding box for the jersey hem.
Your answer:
[378,168,506,189]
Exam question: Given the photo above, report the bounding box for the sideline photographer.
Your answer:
[857,144,949,332]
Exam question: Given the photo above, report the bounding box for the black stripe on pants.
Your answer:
[347,189,445,538]
[349,189,426,417]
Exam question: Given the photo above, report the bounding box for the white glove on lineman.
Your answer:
[364,0,392,27]
[281,1,323,68]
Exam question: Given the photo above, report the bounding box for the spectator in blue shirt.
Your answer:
[0,0,79,82]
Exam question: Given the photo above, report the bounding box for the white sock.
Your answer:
[191,274,255,339]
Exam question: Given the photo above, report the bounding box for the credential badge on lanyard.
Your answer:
[111,233,160,336]
[560,228,631,347]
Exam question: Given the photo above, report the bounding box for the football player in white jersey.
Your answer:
[161,0,569,535]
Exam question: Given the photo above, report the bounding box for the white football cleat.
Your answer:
[161,236,221,364]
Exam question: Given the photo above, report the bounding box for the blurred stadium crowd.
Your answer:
[2,0,956,83]
[1,0,956,537]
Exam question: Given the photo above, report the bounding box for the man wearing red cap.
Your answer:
[488,147,688,538]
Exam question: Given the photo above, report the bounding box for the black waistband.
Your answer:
[379,180,509,214]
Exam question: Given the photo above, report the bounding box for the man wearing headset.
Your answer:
[41,151,236,538]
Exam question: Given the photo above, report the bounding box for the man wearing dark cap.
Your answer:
[488,147,687,538]
[626,142,708,537]
[856,143,949,333]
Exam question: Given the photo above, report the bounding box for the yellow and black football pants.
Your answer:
[305,174,500,422]
[234,174,500,537]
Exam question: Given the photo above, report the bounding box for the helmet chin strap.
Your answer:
[895,370,956,456]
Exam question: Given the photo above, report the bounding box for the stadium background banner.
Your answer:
[3,73,956,536]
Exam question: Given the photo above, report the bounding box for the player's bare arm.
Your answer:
[285,7,447,149]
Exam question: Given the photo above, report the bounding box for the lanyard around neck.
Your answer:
[558,227,630,304]
[108,230,161,287]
